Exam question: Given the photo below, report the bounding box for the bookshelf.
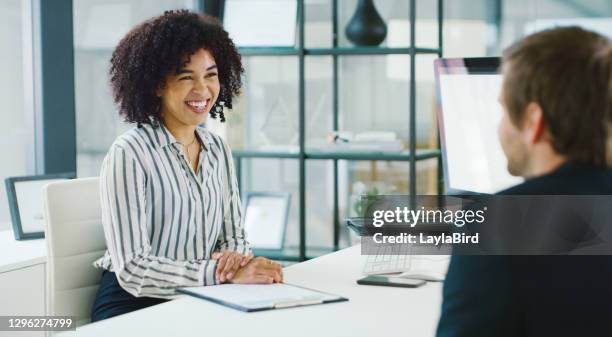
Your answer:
[231,0,444,261]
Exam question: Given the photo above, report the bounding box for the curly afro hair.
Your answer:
[109,10,243,125]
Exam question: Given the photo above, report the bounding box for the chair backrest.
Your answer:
[43,177,105,326]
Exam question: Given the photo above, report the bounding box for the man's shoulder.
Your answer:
[498,163,612,195]
[497,178,546,195]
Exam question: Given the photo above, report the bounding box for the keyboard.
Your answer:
[363,244,412,275]
[398,255,450,281]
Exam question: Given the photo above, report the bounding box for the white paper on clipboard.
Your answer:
[179,283,346,311]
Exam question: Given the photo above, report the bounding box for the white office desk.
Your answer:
[63,244,443,337]
[0,229,47,273]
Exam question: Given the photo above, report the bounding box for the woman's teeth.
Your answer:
[186,100,207,110]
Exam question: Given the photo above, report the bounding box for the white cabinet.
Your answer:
[0,264,45,315]
[0,230,47,337]
[0,264,45,337]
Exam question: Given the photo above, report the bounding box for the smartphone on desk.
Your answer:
[357,275,425,288]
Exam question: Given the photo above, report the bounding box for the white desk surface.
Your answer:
[64,244,443,337]
[0,230,46,273]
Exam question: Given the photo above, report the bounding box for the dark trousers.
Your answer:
[91,270,168,322]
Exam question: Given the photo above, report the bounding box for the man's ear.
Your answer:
[524,102,546,145]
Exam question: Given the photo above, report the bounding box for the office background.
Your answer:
[2,0,612,260]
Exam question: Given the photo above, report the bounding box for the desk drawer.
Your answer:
[0,263,45,337]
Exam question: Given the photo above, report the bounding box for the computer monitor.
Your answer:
[434,57,523,194]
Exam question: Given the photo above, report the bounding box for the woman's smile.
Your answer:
[184,98,211,114]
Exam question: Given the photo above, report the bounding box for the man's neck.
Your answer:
[524,150,567,178]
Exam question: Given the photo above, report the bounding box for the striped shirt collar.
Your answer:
[147,122,213,151]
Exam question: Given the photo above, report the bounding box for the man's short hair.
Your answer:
[502,26,612,166]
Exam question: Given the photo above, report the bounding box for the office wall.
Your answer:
[444,0,612,57]
[0,1,28,231]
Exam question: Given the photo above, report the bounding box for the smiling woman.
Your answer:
[90,10,283,322]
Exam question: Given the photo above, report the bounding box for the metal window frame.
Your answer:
[23,0,76,175]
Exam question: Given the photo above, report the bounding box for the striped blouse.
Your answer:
[93,122,250,298]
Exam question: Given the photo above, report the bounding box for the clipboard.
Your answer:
[177,283,348,312]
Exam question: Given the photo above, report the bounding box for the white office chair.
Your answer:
[43,177,106,327]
